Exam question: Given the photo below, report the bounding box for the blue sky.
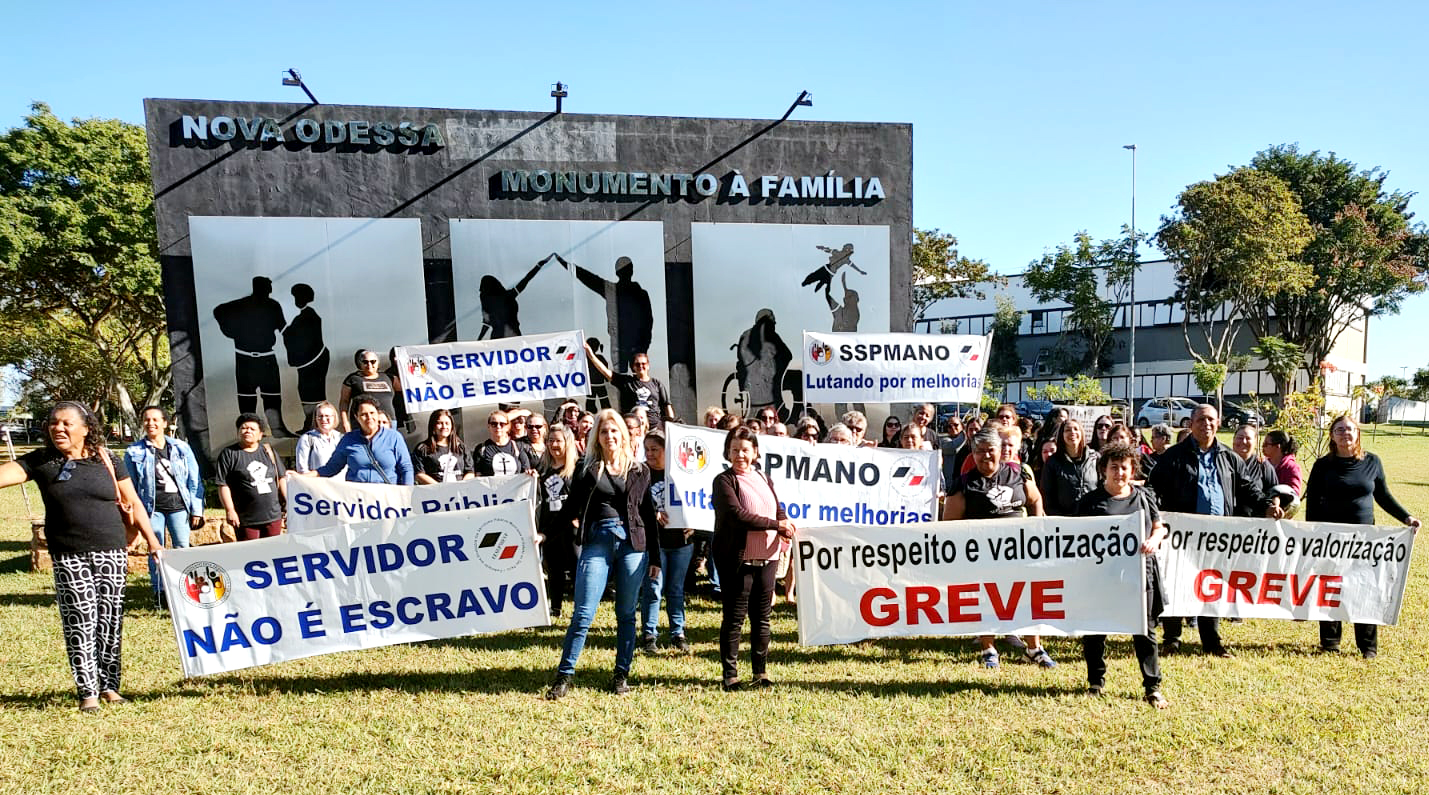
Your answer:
[3,0,1426,380]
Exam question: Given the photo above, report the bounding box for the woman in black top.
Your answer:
[1039,420,1099,516]
[1076,443,1169,708]
[0,402,162,712]
[338,348,398,432]
[412,409,472,484]
[537,423,579,617]
[1305,415,1421,658]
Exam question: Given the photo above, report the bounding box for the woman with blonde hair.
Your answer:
[546,409,661,698]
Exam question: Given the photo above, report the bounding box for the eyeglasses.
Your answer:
[1094,424,1111,430]
[488,420,509,427]
[528,423,546,432]
[885,420,901,428]
[57,459,76,482]
[362,359,379,364]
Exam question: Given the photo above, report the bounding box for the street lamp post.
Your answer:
[1123,144,1137,418]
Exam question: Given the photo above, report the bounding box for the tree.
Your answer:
[1250,335,1307,406]
[0,103,168,432]
[1021,228,1137,376]
[986,294,1023,380]
[910,228,1003,327]
[1026,375,1112,405]
[1248,145,1428,372]
[1156,167,1314,407]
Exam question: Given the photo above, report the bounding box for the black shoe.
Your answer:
[1361,649,1378,660]
[639,635,658,655]
[722,679,743,692]
[544,675,572,701]
[752,677,774,689]
[671,635,691,653]
[1086,684,1105,697]
[1161,639,1181,655]
[1319,645,1341,654]
[608,674,630,695]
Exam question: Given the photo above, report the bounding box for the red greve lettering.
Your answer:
[1193,569,1342,608]
[859,581,1066,627]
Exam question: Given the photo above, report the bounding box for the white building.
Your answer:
[916,259,1369,411]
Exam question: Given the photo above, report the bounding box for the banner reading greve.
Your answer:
[394,329,590,412]
[160,501,548,677]
[286,472,535,533]
[663,423,938,531]
[802,331,990,404]
[1157,513,1415,624]
[795,515,1149,646]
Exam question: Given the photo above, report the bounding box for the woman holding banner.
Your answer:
[537,424,579,618]
[1306,415,1421,658]
[546,410,661,699]
[943,427,1056,670]
[317,396,414,485]
[1075,443,1169,708]
[0,402,163,712]
[711,425,796,690]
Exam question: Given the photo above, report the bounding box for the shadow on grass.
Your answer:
[0,554,33,575]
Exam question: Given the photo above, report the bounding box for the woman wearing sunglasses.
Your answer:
[878,415,903,447]
[0,402,163,712]
[338,348,398,433]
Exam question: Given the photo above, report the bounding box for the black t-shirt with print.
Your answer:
[152,444,187,512]
[954,463,1029,519]
[612,374,670,429]
[343,372,397,424]
[17,449,128,556]
[1076,484,1161,538]
[472,439,533,477]
[216,444,286,525]
[413,442,471,483]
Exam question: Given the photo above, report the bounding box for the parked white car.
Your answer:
[1134,397,1199,428]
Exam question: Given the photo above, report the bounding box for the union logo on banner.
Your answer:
[809,340,834,365]
[889,457,931,499]
[406,357,429,378]
[552,343,577,362]
[675,437,709,474]
[180,562,231,608]
[474,518,526,572]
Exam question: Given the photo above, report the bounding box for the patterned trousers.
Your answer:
[52,549,128,699]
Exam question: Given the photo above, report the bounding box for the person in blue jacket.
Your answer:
[124,406,204,607]
[316,396,414,484]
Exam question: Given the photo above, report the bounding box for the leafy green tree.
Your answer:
[986,294,1023,380]
[910,228,1003,327]
[1248,145,1428,370]
[1021,227,1137,376]
[1250,335,1307,405]
[0,103,168,432]
[1026,375,1112,405]
[1156,167,1314,407]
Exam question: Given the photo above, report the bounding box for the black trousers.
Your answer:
[1320,621,1378,654]
[542,526,577,616]
[718,558,778,683]
[1084,557,1163,692]
[1161,616,1224,653]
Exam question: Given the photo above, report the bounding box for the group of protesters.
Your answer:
[0,347,1420,713]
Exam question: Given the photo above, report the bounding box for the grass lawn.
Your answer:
[1,433,1427,794]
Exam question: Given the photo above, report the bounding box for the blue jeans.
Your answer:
[556,518,647,678]
[148,509,192,600]
[640,542,694,640]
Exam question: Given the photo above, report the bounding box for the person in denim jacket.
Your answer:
[124,406,204,607]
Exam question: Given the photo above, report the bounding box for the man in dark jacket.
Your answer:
[1147,404,1282,657]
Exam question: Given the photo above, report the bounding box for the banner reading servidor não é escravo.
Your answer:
[394,329,590,412]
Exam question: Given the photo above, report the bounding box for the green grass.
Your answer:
[2,438,1428,794]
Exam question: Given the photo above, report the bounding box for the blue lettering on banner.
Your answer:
[418,494,515,514]
[182,615,285,658]
[337,583,541,634]
[482,372,588,395]
[243,534,470,588]
[291,491,413,520]
[434,348,554,371]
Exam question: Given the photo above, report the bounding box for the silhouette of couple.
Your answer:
[213,277,329,437]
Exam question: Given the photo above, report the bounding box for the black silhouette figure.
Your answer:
[282,283,330,431]
[478,255,555,340]
[826,272,861,332]
[584,337,613,412]
[734,309,793,410]
[553,253,653,373]
[213,276,295,438]
[800,243,867,294]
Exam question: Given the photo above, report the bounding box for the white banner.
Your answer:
[665,423,939,531]
[795,516,1149,645]
[285,472,536,533]
[1157,513,1415,624]
[394,329,590,412]
[161,502,548,677]
[801,331,989,404]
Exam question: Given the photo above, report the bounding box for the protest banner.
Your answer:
[1157,513,1415,623]
[663,423,938,531]
[394,330,590,412]
[286,472,535,533]
[795,515,1149,645]
[1062,405,1111,436]
[160,501,547,677]
[801,331,990,404]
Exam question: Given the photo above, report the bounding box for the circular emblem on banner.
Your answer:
[405,357,430,379]
[674,437,709,474]
[179,562,232,608]
[808,340,834,366]
[474,518,527,572]
[888,456,932,500]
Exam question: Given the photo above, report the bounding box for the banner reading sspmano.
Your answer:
[802,331,990,404]
[286,472,535,534]
[394,330,590,412]
[795,515,1149,645]
[664,423,938,531]
[160,501,547,677]
[1158,513,1415,624]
